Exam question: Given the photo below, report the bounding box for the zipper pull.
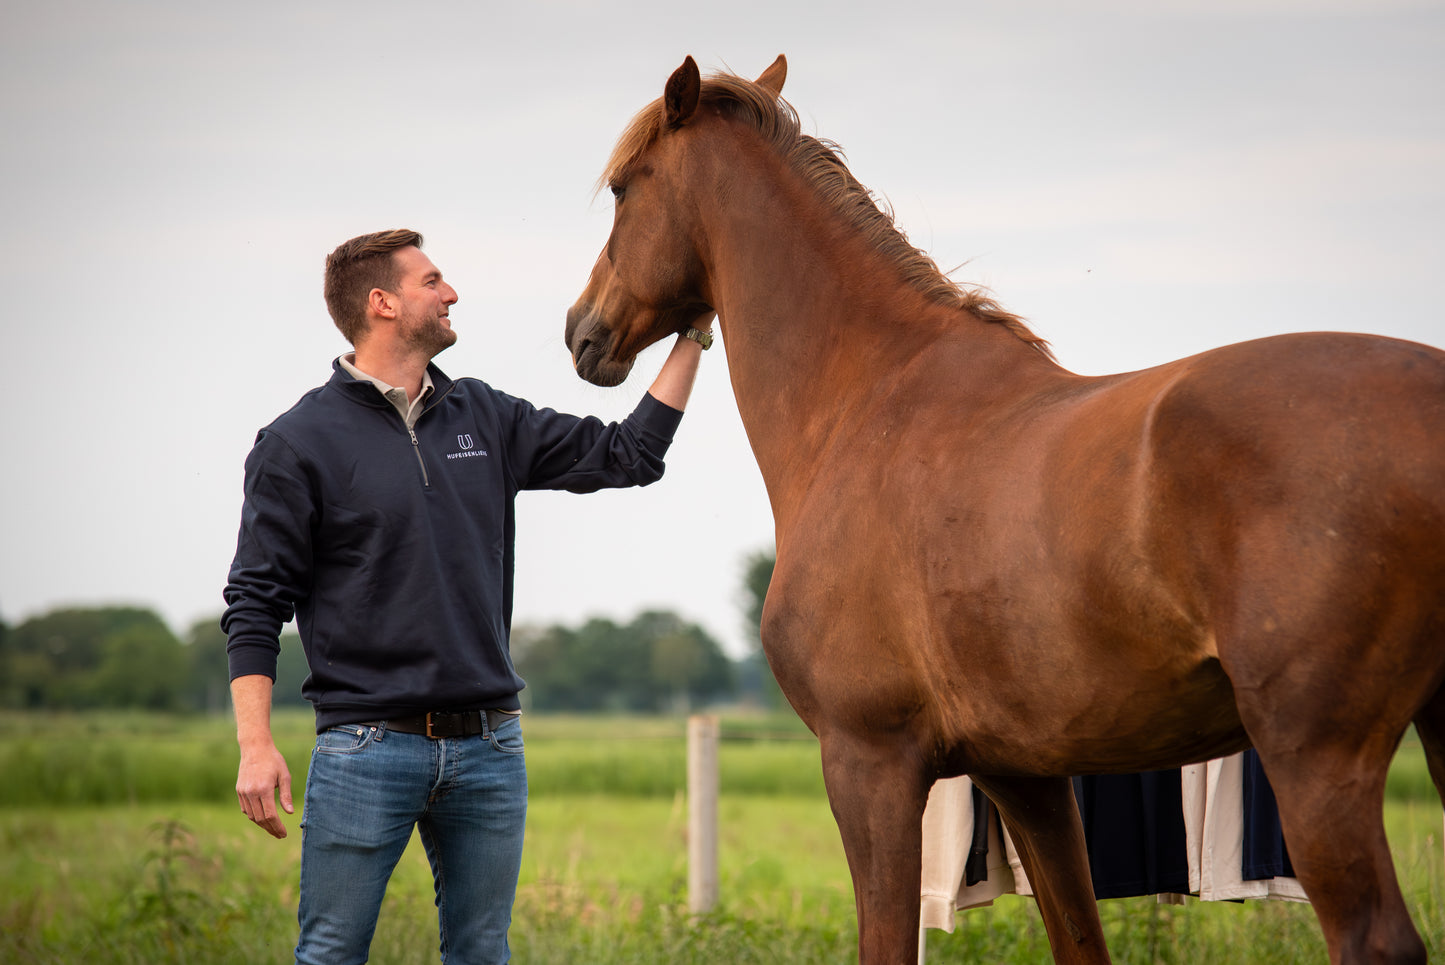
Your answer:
[407,426,431,488]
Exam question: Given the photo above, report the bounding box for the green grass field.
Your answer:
[2,711,1441,963]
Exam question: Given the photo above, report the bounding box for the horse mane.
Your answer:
[601,68,1054,360]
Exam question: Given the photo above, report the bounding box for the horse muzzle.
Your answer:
[565,302,635,388]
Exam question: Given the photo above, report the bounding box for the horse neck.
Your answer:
[696,145,1039,513]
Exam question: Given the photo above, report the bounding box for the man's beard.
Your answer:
[403,315,457,356]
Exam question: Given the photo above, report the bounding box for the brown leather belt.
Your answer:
[385,709,516,739]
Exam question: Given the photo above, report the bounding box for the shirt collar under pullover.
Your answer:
[338,353,434,429]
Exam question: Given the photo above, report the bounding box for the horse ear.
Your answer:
[755,54,787,95]
[664,56,701,129]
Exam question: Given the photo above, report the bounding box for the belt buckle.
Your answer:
[425,711,439,739]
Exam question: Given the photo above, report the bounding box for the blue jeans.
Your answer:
[295,714,527,965]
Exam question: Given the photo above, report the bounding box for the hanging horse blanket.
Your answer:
[920,751,1307,933]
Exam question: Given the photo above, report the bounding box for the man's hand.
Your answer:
[236,741,294,838]
[231,673,294,839]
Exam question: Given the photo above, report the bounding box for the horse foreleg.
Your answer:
[819,734,930,965]
[971,774,1112,965]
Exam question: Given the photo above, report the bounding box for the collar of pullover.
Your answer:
[329,356,454,412]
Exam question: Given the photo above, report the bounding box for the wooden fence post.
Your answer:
[688,713,720,914]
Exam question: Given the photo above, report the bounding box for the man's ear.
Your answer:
[368,287,398,320]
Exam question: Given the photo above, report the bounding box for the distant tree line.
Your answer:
[0,607,309,713]
[0,549,787,715]
[511,611,732,713]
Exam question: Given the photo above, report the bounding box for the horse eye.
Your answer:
[610,184,626,202]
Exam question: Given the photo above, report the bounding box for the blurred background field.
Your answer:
[2,710,1441,964]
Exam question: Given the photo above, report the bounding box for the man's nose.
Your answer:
[443,283,458,304]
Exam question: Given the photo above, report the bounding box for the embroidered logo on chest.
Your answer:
[446,433,488,460]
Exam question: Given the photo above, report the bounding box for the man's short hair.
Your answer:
[323,229,424,344]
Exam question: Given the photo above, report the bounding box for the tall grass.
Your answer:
[5,796,1441,964]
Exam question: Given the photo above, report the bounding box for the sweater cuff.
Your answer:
[639,391,685,442]
[227,639,280,683]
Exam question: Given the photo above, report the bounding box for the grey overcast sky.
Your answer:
[2,0,1442,658]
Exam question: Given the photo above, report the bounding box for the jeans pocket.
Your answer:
[487,716,524,755]
[315,723,379,755]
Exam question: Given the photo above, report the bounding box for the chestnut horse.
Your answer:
[566,55,1445,964]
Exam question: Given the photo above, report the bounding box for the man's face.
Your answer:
[390,246,459,356]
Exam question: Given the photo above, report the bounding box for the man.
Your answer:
[222,228,708,964]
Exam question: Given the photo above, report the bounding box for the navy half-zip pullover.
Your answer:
[222,359,682,731]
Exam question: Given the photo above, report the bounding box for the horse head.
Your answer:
[566,55,787,387]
